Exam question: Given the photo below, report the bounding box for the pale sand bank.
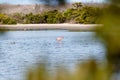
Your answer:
[0,24,102,31]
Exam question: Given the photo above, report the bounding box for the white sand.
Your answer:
[0,24,102,31]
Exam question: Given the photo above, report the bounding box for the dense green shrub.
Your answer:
[41,10,65,23]
[55,13,66,23]
[63,8,75,21]
[11,13,24,24]
[63,8,81,23]
[23,13,44,24]
[42,10,59,23]
[75,6,100,24]
[2,17,17,24]
[0,13,17,24]
[0,14,7,23]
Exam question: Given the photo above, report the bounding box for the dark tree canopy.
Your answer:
[36,0,66,6]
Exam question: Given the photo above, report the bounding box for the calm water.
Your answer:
[0,30,105,80]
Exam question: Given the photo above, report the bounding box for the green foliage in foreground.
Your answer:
[96,4,120,68]
[27,60,111,80]
[0,2,101,24]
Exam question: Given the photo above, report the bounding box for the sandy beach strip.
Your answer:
[0,24,102,31]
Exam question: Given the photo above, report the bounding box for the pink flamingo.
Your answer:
[56,36,64,42]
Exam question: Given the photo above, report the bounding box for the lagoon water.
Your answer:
[0,30,105,80]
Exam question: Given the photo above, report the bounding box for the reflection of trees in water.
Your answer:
[0,32,6,59]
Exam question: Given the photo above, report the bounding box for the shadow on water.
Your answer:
[0,31,6,58]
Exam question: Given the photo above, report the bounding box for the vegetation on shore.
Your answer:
[0,14,17,24]
[0,2,101,24]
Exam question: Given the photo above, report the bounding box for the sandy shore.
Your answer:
[0,24,102,31]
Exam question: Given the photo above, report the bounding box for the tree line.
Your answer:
[0,2,101,24]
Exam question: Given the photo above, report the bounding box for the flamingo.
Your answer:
[56,36,64,42]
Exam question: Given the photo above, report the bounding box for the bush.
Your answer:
[41,10,65,23]
[0,14,8,23]
[2,17,17,24]
[12,13,24,24]
[55,13,66,23]
[63,8,81,23]
[63,8,75,21]
[75,6,100,24]
[22,10,65,24]
[0,13,17,24]
[23,13,44,24]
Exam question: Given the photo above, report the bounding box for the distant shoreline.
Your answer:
[0,24,102,31]
[0,3,102,14]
